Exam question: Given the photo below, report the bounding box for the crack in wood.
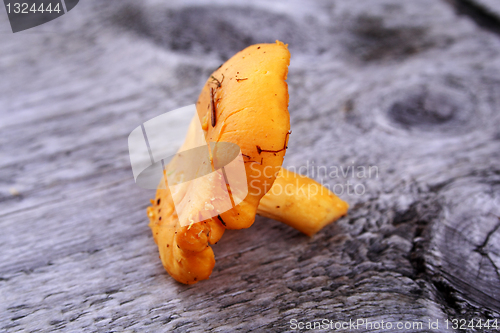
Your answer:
[474,218,500,280]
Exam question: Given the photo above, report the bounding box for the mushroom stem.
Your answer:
[257,168,349,236]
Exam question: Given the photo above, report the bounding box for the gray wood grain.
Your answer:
[1,0,500,331]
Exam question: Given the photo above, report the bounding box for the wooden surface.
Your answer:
[1,0,500,331]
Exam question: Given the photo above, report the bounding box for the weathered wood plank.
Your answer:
[1,0,500,331]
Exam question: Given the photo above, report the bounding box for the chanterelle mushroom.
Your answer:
[148,41,348,284]
[148,41,290,284]
[197,41,291,230]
